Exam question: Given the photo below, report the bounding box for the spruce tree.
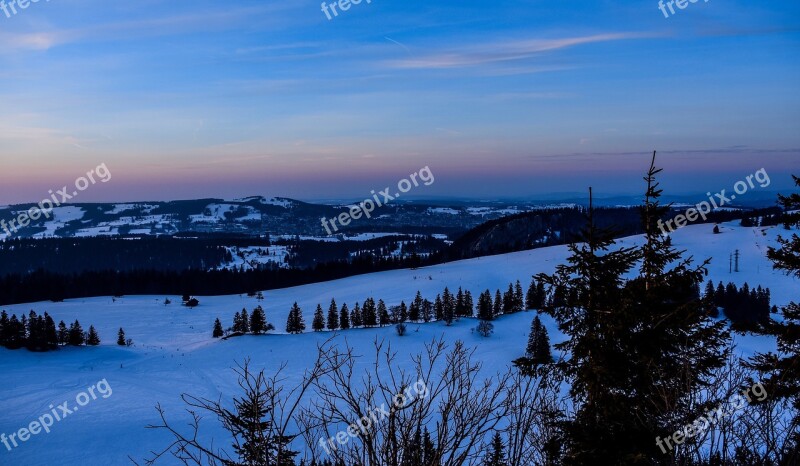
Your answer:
[213,318,224,338]
[514,280,524,312]
[339,303,350,330]
[240,309,250,334]
[409,292,423,322]
[351,302,362,328]
[493,290,502,318]
[233,311,243,333]
[286,303,305,334]
[748,174,800,464]
[464,290,474,317]
[68,320,85,346]
[484,432,507,466]
[422,299,433,323]
[312,304,325,332]
[434,295,444,321]
[526,279,538,310]
[118,328,126,346]
[378,299,390,327]
[0,311,8,347]
[86,326,101,346]
[44,313,58,349]
[477,290,493,321]
[57,320,68,346]
[362,298,377,327]
[327,299,339,331]
[250,306,268,334]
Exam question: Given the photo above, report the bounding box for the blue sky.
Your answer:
[0,0,798,203]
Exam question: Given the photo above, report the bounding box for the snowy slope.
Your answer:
[0,222,795,465]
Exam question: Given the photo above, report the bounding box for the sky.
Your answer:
[0,0,798,203]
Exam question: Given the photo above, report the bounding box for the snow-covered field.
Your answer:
[0,222,795,465]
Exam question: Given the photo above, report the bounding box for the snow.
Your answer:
[0,222,794,465]
[31,206,86,238]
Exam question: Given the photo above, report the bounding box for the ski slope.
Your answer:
[0,222,796,465]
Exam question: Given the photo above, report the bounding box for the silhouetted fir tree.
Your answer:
[442,287,455,320]
[339,303,350,330]
[213,318,224,338]
[312,304,325,331]
[251,305,270,334]
[350,302,362,328]
[362,298,377,327]
[68,320,85,346]
[327,299,339,331]
[286,302,305,334]
[526,316,552,362]
[422,427,437,466]
[410,291,424,322]
[403,425,423,466]
[57,320,68,346]
[240,309,250,334]
[399,301,408,323]
[422,298,433,323]
[43,313,57,349]
[455,287,465,316]
[483,432,507,466]
[434,294,444,321]
[378,299,390,326]
[502,284,515,314]
[118,328,126,346]
[463,290,474,317]
[233,311,242,333]
[477,290,493,321]
[514,280,524,312]
[526,279,538,310]
[86,325,100,346]
[493,289,502,318]
[747,174,800,465]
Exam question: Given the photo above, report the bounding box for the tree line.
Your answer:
[0,310,100,351]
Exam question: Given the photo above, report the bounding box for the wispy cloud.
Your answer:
[385,32,657,69]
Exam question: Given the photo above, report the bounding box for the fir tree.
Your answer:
[57,320,68,346]
[514,280,524,312]
[422,299,433,323]
[213,318,224,338]
[68,320,85,346]
[118,328,126,346]
[477,290,493,321]
[409,291,423,322]
[362,298,377,327]
[240,309,250,334]
[350,302,362,328]
[327,299,339,331]
[483,432,507,466]
[312,304,325,332]
[748,174,800,464]
[44,313,57,349]
[250,306,270,334]
[285,302,305,334]
[233,311,243,333]
[524,316,552,364]
[339,303,350,330]
[463,290,474,317]
[378,299,390,327]
[493,289,503,318]
[86,326,101,346]
[434,295,444,321]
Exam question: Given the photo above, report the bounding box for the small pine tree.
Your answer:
[339,303,350,330]
[213,318,224,338]
[327,299,339,331]
[86,326,101,346]
[463,290,474,317]
[68,320,85,346]
[493,290,503,317]
[350,302,362,328]
[422,299,433,323]
[286,303,305,334]
[312,304,325,332]
[117,328,126,346]
[478,290,493,321]
[378,300,390,327]
[250,306,268,334]
[57,320,68,346]
[240,309,250,334]
[434,295,444,321]
[514,280,525,312]
[484,432,507,466]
